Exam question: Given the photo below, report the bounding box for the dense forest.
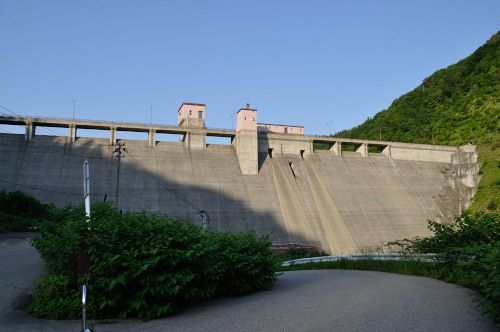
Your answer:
[336,32,500,211]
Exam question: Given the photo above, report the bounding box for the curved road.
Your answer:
[0,234,496,332]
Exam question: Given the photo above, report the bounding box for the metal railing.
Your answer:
[282,253,438,267]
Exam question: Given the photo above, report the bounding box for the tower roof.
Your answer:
[177,102,206,113]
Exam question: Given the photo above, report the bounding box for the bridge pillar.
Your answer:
[330,141,341,155]
[148,129,156,147]
[183,130,206,149]
[383,145,391,157]
[356,143,368,157]
[25,121,35,141]
[110,127,117,145]
[68,124,76,142]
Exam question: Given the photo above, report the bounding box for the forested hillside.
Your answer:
[337,32,499,212]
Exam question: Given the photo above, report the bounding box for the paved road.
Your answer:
[0,234,497,332]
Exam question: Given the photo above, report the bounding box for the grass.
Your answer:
[280,259,448,280]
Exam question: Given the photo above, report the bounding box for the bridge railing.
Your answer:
[0,115,236,133]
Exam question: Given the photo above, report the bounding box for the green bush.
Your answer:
[281,247,329,261]
[216,232,279,296]
[0,190,49,218]
[29,275,80,320]
[0,212,35,232]
[390,212,500,323]
[0,190,51,232]
[31,203,279,320]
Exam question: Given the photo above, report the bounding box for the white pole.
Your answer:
[81,160,91,331]
[83,160,91,226]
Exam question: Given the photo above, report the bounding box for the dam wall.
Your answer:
[0,116,480,253]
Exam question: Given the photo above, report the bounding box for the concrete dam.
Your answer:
[0,104,480,253]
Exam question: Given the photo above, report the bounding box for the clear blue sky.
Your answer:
[1,0,499,137]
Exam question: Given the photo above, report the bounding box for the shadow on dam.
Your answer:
[0,133,317,248]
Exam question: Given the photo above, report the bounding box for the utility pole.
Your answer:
[113,143,127,209]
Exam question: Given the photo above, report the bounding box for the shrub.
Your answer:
[0,190,49,219]
[32,206,88,278]
[29,274,80,320]
[216,232,279,296]
[0,212,35,232]
[31,203,279,320]
[0,190,51,232]
[281,247,329,261]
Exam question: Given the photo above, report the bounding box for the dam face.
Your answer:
[0,113,480,253]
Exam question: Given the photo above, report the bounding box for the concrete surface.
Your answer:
[0,234,496,332]
[235,130,258,175]
[0,132,478,253]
